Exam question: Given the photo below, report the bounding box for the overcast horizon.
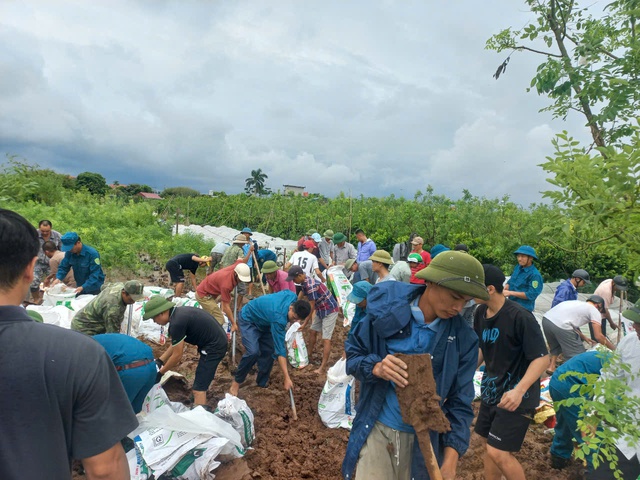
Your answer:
[1,1,595,206]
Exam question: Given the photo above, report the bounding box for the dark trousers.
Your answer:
[234,312,275,387]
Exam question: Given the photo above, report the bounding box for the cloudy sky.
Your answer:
[1,1,592,205]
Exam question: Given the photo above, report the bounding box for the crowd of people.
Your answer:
[2,209,639,480]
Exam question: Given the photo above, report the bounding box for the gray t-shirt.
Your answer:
[358,260,378,284]
[0,306,138,479]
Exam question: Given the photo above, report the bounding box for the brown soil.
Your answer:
[73,281,587,480]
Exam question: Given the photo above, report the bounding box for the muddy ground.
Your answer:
[74,269,586,479]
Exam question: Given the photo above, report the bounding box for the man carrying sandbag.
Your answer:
[228,290,311,397]
[143,295,228,409]
[342,251,487,480]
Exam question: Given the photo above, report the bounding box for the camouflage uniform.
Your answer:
[71,283,128,335]
[220,245,244,268]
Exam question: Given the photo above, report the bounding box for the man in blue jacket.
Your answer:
[551,269,591,308]
[503,245,543,312]
[342,250,489,480]
[53,231,105,295]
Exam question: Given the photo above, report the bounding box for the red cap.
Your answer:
[303,240,316,249]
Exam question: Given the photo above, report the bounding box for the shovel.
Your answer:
[289,388,298,420]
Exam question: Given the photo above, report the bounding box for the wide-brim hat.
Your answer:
[513,245,538,260]
[323,229,334,238]
[344,259,356,271]
[234,263,252,282]
[416,250,489,300]
[369,249,394,265]
[233,234,248,244]
[241,227,253,235]
[143,295,174,319]
[622,300,640,324]
[262,260,278,274]
[333,232,347,243]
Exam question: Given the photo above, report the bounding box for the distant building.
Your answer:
[283,184,306,196]
[137,192,163,200]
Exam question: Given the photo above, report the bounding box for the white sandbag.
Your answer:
[131,385,246,479]
[42,283,76,306]
[144,286,175,298]
[172,297,200,308]
[326,266,353,309]
[285,322,309,368]
[342,300,356,328]
[132,417,227,479]
[138,318,166,344]
[318,358,356,430]
[214,393,255,449]
[26,305,74,329]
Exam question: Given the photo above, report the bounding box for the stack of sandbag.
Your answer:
[128,386,252,480]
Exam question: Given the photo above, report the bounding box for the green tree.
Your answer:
[76,171,109,196]
[161,186,201,197]
[121,183,153,196]
[487,0,640,275]
[244,168,271,196]
[486,0,640,147]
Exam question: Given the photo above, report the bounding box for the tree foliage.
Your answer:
[486,0,640,146]
[244,168,271,196]
[487,0,640,282]
[161,186,201,197]
[76,171,109,196]
[557,350,640,479]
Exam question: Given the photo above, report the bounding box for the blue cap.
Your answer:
[513,245,538,260]
[241,227,253,235]
[347,281,373,304]
[430,244,450,258]
[311,232,322,242]
[60,232,79,252]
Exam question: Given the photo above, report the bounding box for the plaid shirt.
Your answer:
[301,277,339,318]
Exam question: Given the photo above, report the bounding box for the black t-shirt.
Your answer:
[168,306,228,351]
[171,253,200,274]
[0,306,138,479]
[474,299,548,409]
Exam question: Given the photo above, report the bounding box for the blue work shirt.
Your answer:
[93,333,153,366]
[506,264,543,312]
[342,282,478,480]
[57,244,105,294]
[239,290,296,359]
[551,278,577,308]
[256,249,277,269]
[378,299,441,432]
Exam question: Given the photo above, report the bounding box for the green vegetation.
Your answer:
[557,351,640,479]
[1,159,213,278]
[157,186,633,286]
[487,0,640,276]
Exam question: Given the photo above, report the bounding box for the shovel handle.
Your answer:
[289,388,298,420]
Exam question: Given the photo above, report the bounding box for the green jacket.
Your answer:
[221,245,244,268]
[71,283,127,335]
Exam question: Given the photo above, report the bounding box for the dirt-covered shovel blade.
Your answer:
[395,353,451,480]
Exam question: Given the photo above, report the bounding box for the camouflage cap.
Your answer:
[124,280,145,302]
[415,250,489,300]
